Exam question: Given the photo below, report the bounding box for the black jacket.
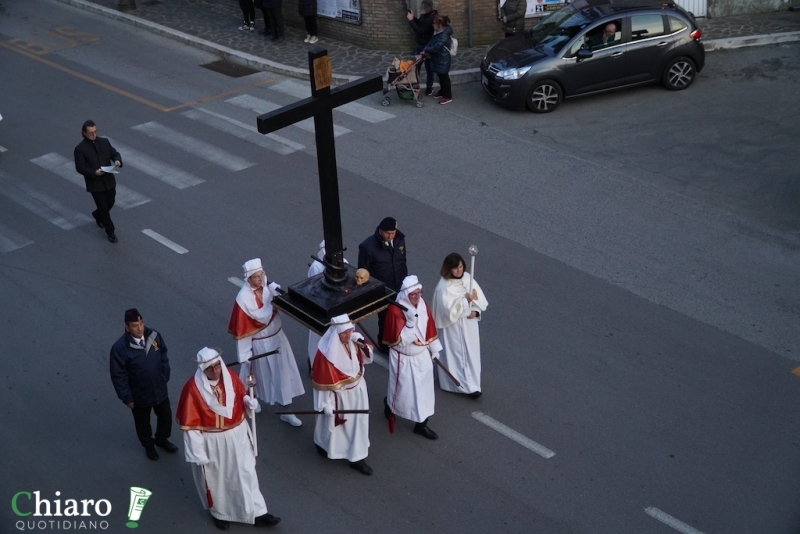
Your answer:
[74,136,122,193]
[298,0,317,17]
[358,227,408,292]
[409,9,437,47]
[424,26,453,74]
[110,327,170,407]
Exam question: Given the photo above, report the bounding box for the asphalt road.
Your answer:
[1,2,798,534]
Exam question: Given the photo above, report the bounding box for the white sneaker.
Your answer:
[308,36,319,44]
[304,34,311,43]
[249,23,255,31]
[280,414,302,427]
[238,23,248,30]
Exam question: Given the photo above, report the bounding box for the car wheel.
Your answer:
[662,57,696,91]
[526,80,562,113]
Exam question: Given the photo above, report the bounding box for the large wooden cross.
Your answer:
[257,49,382,286]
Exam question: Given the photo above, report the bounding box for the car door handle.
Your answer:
[657,41,669,47]
[611,51,623,57]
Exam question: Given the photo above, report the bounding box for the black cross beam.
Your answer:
[255,49,392,333]
[257,49,382,286]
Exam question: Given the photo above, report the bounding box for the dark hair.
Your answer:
[420,0,434,11]
[440,252,465,278]
[434,15,450,27]
[81,120,96,133]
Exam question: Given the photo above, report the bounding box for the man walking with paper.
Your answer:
[73,119,122,243]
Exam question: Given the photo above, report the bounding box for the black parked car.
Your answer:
[480,0,705,112]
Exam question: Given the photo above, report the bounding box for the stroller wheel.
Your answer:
[381,96,391,107]
[415,99,424,108]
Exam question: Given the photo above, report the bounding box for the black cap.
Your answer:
[124,308,142,323]
[378,217,397,231]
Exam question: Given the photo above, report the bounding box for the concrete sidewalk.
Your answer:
[57,0,800,83]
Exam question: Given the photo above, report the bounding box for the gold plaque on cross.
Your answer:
[312,56,332,91]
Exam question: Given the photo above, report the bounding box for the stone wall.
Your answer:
[281,0,508,50]
[708,0,799,17]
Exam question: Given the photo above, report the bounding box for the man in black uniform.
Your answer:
[110,308,178,461]
[73,120,122,243]
[358,217,408,350]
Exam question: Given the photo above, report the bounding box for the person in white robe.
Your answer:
[383,275,443,440]
[176,347,281,530]
[228,258,305,427]
[306,240,350,370]
[311,314,374,475]
[431,252,489,398]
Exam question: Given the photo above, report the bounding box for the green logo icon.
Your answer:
[126,487,152,528]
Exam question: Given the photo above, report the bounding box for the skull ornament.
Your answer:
[354,268,370,286]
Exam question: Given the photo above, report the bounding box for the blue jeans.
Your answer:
[413,43,434,90]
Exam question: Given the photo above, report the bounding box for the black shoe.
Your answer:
[145,447,159,460]
[383,397,392,421]
[413,420,438,440]
[155,439,178,453]
[424,87,433,96]
[467,391,483,399]
[260,28,271,35]
[93,215,104,228]
[255,513,281,527]
[107,233,117,243]
[272,36,285,43]
[315,444,328,458]
[212,517,229,530]
[349,459,373,476]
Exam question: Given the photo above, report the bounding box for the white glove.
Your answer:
[268,282,281,295]
[243,395,259,411]
[196,458,211,466]
[405,313,418,329]
[430,349,440,361]
[322,404,334,416]
[351,332,364,343]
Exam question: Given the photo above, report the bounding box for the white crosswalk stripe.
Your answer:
[0,170,92,230]
[226,94,351,137]
[0,223,33,253]
[30,153,151,209]
[268,80,396,123]
[131,122,256,172]
[106,139,205,190]
[182,108,305,155]
[0,145,8,153]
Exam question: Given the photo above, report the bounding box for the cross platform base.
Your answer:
[272,265,395,335]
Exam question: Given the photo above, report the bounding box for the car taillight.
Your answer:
[690,29,702,42]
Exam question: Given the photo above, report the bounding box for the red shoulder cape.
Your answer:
[176,369,247,431]
[382,303,437,347]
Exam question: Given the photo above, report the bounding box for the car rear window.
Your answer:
[668,16,687,32]
[630,14,666,41]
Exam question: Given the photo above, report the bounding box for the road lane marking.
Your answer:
[30,153,151,208]
[104,140,205,189]
[226,94,351,137]
[228,277,245,288]
[142,229,188,254]
[471,412,555,459]
[0,223,33,253]
[269,80,395,123]
[0,145,8,153]
[0,170,91,229]
[182,108,304,155]
[792,366,800,376]
[132,122,256,171]
[645,507,705,534]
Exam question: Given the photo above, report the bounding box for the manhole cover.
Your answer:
[201,59,260,78]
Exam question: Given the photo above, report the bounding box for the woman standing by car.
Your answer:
[423,15,453,105]
[499,0,527,37]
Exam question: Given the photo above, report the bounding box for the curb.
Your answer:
[703,31,800,51]
[56,0,800,84]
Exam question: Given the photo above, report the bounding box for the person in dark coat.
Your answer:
[73,120,122,243]
[358,217,408,350]
[423,15,454,105]
[263,0,285,43]
[299,0,319,43]
[254,0,271,36]
[110,308,178,461]
[500,0,527,37]
[238,0,257,30]
[407,0,438,95]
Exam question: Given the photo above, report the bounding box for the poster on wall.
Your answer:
[499,0,567,18]
[318,0,361,23]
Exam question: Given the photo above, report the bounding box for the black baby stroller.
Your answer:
[382,55,425,108]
